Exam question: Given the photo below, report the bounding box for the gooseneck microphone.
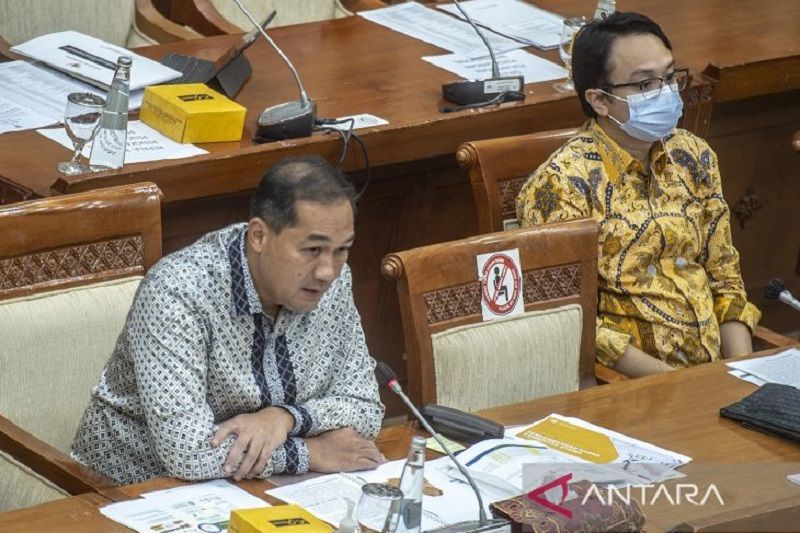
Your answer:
[441,0,525,108]
[764,278,800,312]
[375,362,510,533]
[232,0,316,141]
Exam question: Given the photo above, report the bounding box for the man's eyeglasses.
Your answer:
[602,68,690,99]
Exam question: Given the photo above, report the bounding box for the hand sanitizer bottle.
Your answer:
[90,56,131,170]
[396,436,425,533]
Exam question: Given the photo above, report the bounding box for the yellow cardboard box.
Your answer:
[140,83,245,143]
[229,505,334,533]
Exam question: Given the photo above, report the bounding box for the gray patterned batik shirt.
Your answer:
[71,223,384,485]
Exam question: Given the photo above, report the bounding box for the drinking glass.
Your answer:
[553,16,591,93]
[355,483,403,533]
[57,92,105,175]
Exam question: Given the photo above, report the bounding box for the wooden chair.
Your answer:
[0,183,162,512]
[0,0,199,49]
[152,0,387,36]
[793,130,800,153]
[457,129,797,369]
[382,218,600,411]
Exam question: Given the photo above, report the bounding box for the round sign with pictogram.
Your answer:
[480,252,522,316]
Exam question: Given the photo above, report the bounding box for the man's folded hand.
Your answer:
[210,406,295,481]
[306,427,386,473]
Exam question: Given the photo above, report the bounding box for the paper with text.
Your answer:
[727,348,800,388]
[423,49,566,83]
[37,120,207,164]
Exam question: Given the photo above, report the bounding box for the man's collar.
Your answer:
[228,226,264,317]
[588,119,669,182]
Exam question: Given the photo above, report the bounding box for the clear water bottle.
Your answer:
[90,56,131,170]
[594,0,616,20]
[396,436,425,533]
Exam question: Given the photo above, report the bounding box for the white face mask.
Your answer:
[604,84,684,142]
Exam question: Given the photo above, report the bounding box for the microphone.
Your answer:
[375,362,510,533]
[441,0,525,108]
[232,0,316,141]
[764,278,800,312]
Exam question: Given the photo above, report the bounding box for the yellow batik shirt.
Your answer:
[516,120,760,368]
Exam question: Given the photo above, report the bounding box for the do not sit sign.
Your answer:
[476,248,525,321]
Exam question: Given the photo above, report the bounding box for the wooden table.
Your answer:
[1,0,799,412]
[2,351,798,532]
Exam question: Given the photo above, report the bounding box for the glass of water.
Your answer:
[57,92,105,175]
[355,483,403,532]
[553,16,591,93]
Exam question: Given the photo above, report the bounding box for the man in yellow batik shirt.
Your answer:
[516,12,760,377]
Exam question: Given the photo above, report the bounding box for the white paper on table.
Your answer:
[11,31,180,91]
[267,458,495,531]
[37,120,208,164]
[438,0,564,49]
[358,1,525,57]
[100,480,269,533]
[726,348,800,388]
[728,368,768,387]
[423,49,566,83]
[325,113,389,131]
[510,413,692,484]
[0,60,143,135]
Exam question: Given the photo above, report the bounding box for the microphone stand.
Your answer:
[378,363,510,533]
[441,0,525,108]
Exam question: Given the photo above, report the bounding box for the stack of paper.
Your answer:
[11,31,181,91]
[727,348,800,388]
[100,480,269,533]
[437,0,565,50]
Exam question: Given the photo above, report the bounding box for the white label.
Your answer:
[89,127,126,169]
[476,248,525,321]
[484,78,522,93]
[327,113,389,131]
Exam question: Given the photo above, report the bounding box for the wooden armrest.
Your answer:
[754,325,797,348]
[0,35,21,61]
[135,0,205,43]
[0,414,116,495]
[594,362,629,384]
[153,0,244,36]
[793,130,800,153]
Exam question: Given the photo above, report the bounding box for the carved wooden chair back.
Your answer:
[382,219,598,411]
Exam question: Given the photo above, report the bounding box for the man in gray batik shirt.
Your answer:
[72,156,386,485]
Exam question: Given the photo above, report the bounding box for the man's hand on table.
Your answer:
[210,406,295,481]
[306,427,386,473]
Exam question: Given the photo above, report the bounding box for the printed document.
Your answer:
[11,31,181,91]
[423,49,566,83]
[727,347,800,388]
[0,60,143,135]
[267,457,492,530]
[438,0,564,49]
[358,1,525,57]
[100,480,269,533]
[37,120,208,164]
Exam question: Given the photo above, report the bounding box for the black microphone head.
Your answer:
[375,362,397,387]
[765,278,787,301]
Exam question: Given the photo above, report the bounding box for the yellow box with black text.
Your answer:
[140,83,245,143]
[228,505,333,533]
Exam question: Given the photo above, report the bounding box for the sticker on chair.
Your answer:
[476,248,525,320]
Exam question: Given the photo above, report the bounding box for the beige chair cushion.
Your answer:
[431,304,582,412]
[0,450,68,512]
[0,276,141,453]
[0,0,140,47]
[209,0,350,29]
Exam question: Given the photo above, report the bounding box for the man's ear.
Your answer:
[585,88,610,117]
[247,217,271,253]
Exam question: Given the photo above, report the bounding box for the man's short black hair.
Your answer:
[249,155,356,233]
[572,12,672,118]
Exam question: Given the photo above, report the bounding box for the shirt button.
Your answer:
[675,257,688,269]
[647,264,658,277]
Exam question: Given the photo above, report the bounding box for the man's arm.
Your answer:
[614,344,675,377]
[130,277,292,480]
[720,321,753,359]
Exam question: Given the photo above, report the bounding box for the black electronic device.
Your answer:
[441,0,525,109]
[420,404,505,445]
[159,10,276,98]
[229,0,316,142]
